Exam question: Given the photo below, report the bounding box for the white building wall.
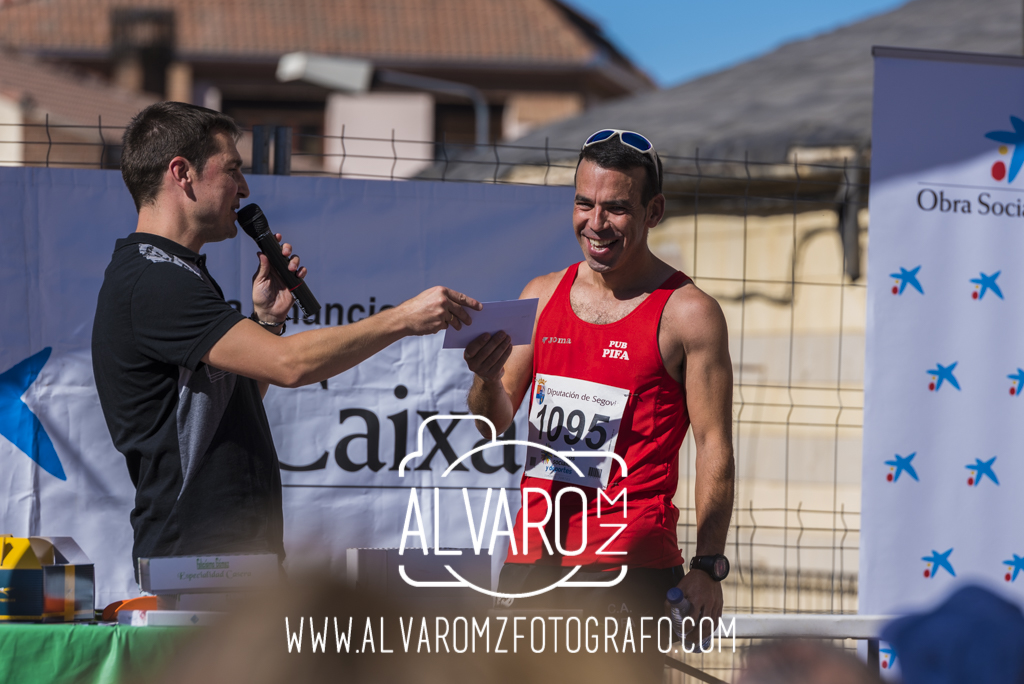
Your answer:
[324,92,434,179]
[0,95,23,166]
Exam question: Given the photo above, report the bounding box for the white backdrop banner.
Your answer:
[0,168,578,606]
[863,49,1024,671]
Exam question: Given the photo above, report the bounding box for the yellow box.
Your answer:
[0,536,94,622]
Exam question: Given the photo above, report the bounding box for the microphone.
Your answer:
[237,203,321,318]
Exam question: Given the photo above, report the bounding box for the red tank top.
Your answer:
[507,263,690,569]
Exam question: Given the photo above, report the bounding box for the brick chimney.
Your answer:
[111,8,174,97]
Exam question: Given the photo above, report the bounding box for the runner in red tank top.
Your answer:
[464,130,734,662]
[512,262,691,568]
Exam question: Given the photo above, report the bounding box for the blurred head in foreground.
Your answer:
[881,584,1024,684]
[736,640,882,684]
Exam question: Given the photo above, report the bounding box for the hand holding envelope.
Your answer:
[442,299,538,348]
[447,299,538,383]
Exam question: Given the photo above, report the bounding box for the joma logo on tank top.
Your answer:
[602,340,630,360]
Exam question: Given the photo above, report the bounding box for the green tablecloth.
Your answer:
[0,624,192,684]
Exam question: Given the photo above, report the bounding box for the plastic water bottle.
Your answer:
[667,587,692,640]
[667,587,713,650]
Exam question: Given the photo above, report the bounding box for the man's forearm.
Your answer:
[278,308,411,387]
[208,308,410,389]
[467,375,515,437]
[693,437,735,556]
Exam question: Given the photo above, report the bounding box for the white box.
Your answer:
[118,609,222,627]
[138,553,279,594]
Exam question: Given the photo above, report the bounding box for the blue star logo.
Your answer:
[922,548,955,579]
[1004,554,1024,582]
[885,452,919,482]
[966,456,998,487]
[1008,368,1024,396]
[970,271,1003,300]
[927,362,960,392]
[0,348,65,480]
[890,266,923,295]
[986,117,1024,182]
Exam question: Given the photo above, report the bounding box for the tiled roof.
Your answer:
[0,50,155,126]
[0,0,604,65]
[443,0,1024,174]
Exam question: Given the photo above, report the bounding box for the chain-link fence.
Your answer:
[0,121,869,681]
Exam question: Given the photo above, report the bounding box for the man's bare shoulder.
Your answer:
[662,280,728,348]
[521,267,568,302]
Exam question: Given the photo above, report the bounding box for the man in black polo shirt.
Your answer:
[92,102,479,572]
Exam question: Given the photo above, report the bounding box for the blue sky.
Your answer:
[562,0,911,87]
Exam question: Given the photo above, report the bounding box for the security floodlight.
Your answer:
[276,52,374,93]
[276,52,491,147]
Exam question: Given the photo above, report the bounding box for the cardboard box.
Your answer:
[0,536,95,622]
[138,553,280,594]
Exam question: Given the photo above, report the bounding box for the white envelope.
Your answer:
[442,298,538,349]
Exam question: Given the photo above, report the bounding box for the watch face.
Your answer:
[713,556,729,580]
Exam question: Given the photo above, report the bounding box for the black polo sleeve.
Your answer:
[129,260,246,372]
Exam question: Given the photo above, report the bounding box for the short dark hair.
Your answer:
[121,102,241,211]
[576,135,663,206]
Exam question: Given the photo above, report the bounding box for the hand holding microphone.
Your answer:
[237,203,321,319]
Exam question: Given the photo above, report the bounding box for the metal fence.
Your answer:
[0,121,869,681]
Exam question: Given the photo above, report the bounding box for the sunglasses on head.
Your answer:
[581,129,660,184]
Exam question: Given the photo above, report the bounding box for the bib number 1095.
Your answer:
[525,374,630,490]
[534,404,610,449]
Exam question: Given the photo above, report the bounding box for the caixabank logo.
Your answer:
[0,348,64,481]
[985,116,1024,182]
[969,271,1003,300]
[926,362,960,392]
[965,457,998,487]
[915,116,1024,216]
[880,646,897,671]
[1004,554,1024,583]
[921,548,955,579]
[889,266,923,296]
[1007,368,1024,396]
[884,452,918,483]
[394,415,629,598]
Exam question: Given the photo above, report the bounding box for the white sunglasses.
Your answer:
[582,129,660,185]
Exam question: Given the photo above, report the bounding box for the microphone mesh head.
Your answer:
[236,203,268,239]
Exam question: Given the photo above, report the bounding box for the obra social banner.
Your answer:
[864,48,1024,672]
[0,168,578,605]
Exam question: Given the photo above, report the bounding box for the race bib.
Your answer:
[524,373,630,489]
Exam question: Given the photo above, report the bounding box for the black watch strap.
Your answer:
[690,554,730,581]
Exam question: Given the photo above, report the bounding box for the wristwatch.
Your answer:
[690,554,730,581]
[250,311,287,336]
